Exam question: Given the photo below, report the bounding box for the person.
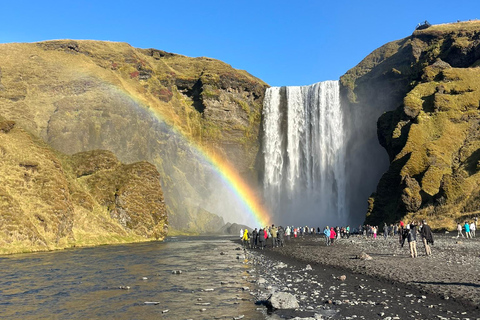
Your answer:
[285,226,291,240]
[324,226,331,246]
[242,229,249,249]
[457,223,465,238]
[346,225,350,239]
[240,228,243,240]
[383,223,388,239]
[464,221,471,239]
[277,226,285,247]
[470,221,476,238]
[258,228,266,250]
[373,226,377,240]
[251,228,258,248]
[420,220,433,256]
[330,227,336,245]
[271,224,278,247]
[407,222,418,258]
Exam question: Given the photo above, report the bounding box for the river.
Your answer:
[0,236,261,319]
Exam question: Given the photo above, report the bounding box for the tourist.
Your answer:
[420,220,433,256]
[373,226,377,240]
[271,224,278,247]
[324,226,331,246]
[251,228,258,248]
[258,228,265,249]
[277,226,285,247]
[383,223,388,239]
[285,226,291,240]
[294,228,297,238]
[407,222,418,258]
[457,223,465,238]
[470,221,476,238]
[242,229,250,249]
[330,227,336,245]
[464,221,471,239]
[240,228,243,240]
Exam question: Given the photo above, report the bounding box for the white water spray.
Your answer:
[262,81,346,225]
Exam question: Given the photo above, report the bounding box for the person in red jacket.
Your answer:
[330,227,336,245]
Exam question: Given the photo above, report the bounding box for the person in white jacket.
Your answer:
[470,221,476,238]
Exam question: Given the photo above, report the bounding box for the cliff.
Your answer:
[341,21,480,229]
[0,116,167,254]
[0,40,268,232]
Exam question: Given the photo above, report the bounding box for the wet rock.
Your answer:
[305,264,313,270]
[144,301,160,305]
[203,288,214,292]
[233,315,245,320]
[172,270,182,274]
[267,292,300,310]
[118,286,130,290]
[142,277,148,280]
[162,309,169,313]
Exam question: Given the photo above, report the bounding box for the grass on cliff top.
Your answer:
[413,20,480,36]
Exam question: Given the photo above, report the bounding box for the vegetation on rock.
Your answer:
[341,21,480,229]
[0,116,167,254]
[0,40,268,233]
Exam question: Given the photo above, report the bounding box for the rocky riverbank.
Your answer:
[245,233,480,319]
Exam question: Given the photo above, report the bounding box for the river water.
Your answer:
[0,237,261,319]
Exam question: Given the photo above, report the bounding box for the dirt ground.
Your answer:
[266,232,480,308]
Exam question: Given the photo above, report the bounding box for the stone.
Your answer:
[305,264,313,270]
[267,292,300,310]
[338,275,347,281]
[357,252,373,260]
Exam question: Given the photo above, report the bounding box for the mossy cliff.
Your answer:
[341,21,480,229]
[0,40,268,233]
[0,116,167,254]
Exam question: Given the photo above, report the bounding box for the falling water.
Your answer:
[262,81,346,225]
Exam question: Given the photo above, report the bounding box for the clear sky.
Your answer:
[1,0,479,86]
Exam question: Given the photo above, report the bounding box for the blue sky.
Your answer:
[1,0,479,86]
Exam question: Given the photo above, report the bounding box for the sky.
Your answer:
[1,0,479,87]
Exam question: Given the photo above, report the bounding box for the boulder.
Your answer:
[267,292,299,310]
[357,252,373,261]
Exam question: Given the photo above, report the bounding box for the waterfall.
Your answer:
[262,81,346,225]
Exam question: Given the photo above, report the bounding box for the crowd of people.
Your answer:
[239,217,478,259]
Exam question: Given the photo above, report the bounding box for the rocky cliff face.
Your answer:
[0,40,268,232]
[341,21,480,229]
[0,116,167,254]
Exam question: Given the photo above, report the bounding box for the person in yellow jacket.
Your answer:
[242,229,250,249]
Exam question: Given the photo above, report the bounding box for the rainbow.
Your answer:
[105,82,271,228]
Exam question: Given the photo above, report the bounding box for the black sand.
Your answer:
[246,233,480,319]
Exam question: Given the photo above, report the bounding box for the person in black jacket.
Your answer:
[407,222,418,258]
[420,220,434,256]
[251,228,258,249]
